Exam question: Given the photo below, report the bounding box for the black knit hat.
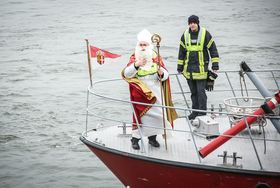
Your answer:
[188,15,199,25]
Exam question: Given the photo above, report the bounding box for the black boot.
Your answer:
[188,112,198,120]
[148,135,160,147]
[131,137,140,150]
[197,112,206,116]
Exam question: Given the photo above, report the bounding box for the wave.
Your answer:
[0,135,20,143]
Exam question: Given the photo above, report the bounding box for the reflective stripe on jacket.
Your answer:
[137,63,158,77]
[183,27,207,79]
[177,27,219,80]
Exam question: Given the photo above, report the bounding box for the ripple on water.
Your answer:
[0,135,20,144]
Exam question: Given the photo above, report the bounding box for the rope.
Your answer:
[259,117,267,154]
[239,70,249,102]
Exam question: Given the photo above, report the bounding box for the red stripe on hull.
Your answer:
[85,144,280,188]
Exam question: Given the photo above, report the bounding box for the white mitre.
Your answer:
[137,29,152,44]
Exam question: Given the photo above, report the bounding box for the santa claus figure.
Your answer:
[122,29,177,150]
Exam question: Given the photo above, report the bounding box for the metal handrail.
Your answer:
[85,70,280,130]
[244,117,263,170]
[86,106,280,142]
[87,81,279,119]
[84,70,280,165]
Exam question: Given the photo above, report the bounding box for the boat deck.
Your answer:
[82,115,280,173]
[82,69,280,176]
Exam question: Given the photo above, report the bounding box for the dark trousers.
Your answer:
[187,79,207,115]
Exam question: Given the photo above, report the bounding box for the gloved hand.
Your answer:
[206,80,214,91]
[206,71,218,91]
[177,64,183,73]
[212,63,219,71]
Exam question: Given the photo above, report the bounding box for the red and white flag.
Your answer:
[90,45,121,58]
[89,45,121,64]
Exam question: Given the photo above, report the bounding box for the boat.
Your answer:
[80,62,280,188]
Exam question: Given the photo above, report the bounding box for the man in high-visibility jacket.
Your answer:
[177,15,219,120]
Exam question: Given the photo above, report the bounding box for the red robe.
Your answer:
[122,54,177,130]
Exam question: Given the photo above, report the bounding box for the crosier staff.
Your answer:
[151,33,168,150]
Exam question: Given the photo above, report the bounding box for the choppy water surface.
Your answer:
[0,0,279,187]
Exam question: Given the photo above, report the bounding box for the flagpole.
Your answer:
[85,39,93,87]
[151,34,168,150]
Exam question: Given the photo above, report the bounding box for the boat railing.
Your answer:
[84,69,280,169]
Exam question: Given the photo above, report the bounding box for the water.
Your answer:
[0,0,279,187]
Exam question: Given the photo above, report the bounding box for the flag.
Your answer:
[90,45,121,59]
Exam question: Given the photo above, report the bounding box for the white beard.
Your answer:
[135,46,153,70]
